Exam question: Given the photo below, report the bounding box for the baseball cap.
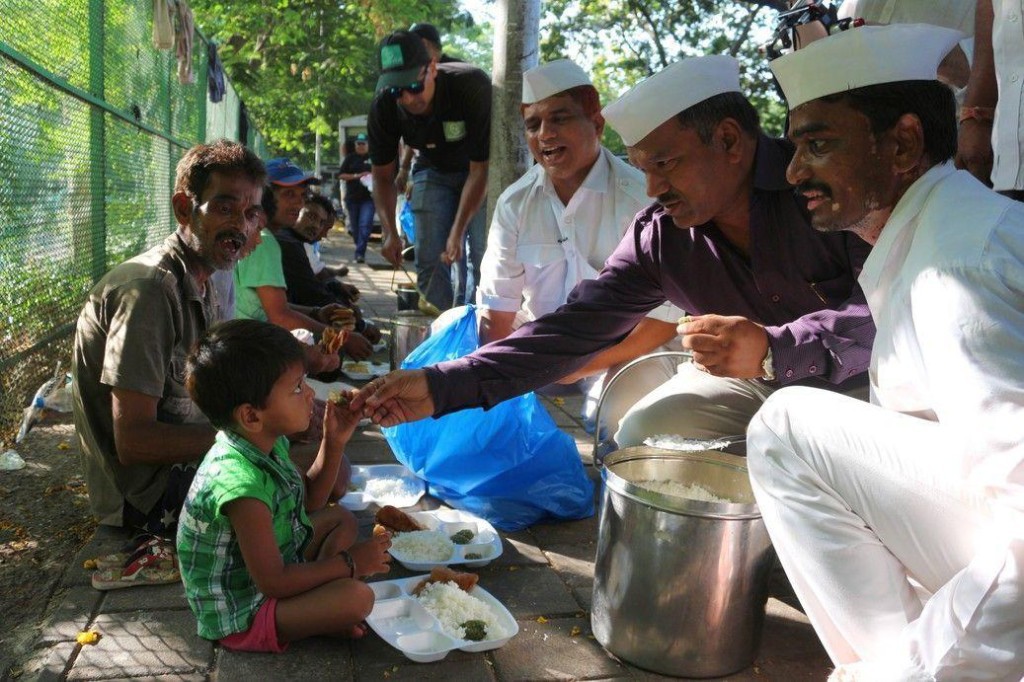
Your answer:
[771,24,964,110]
[355,133,368,143]
[376,30,431,92]
[602,55,741,147]
[409,22,442,48]
[265,157,317,186]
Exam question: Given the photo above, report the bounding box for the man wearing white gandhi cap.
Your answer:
[746,23,1024,682]
[474,58,683,435]
[352,55,874,463]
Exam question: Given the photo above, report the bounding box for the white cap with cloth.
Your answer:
[601,55,741,146]
[770,24,965,110]
[521,59,592,104]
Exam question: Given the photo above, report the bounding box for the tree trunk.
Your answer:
[487,0,541,226]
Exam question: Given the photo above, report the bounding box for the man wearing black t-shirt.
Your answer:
[339,133,375,263]
[368,30,491,311]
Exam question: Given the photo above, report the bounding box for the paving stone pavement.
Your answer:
[20,230,834,680]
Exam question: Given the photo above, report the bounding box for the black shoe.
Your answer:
[354,256,365,264]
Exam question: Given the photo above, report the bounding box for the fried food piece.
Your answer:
[374,505,423,533]
[319,326,347,354]
[373,523,390,539]
[412,566,480,595]
[327,390,349,408]
[330,307,357,331]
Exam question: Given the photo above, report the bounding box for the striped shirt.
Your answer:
[176,430,312,640]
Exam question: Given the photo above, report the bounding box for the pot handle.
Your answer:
[592,350,693,468]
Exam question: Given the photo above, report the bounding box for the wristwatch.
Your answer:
[761,347,776,381]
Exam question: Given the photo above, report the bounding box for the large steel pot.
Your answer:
[591,446,774,678]
[389,311,433,370]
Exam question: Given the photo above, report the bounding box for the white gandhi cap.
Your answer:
[602,55,741,147]
[771,24,965,110]
[522,59,592,104]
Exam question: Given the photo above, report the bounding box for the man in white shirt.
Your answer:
[750,24,1024,680]
[476,59,683,439]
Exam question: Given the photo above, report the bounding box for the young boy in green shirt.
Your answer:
[177,319,392,651]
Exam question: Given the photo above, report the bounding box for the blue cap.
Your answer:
[265,157,317,186]
[355,133,368,142]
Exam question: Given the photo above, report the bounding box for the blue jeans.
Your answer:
[345,198,376,259]
[410,168,486,311]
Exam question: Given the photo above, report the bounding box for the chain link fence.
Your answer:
[0,0,266,445]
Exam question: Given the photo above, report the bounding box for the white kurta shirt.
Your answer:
[859,162,1024,508]
[476,147,683,325]
[992,0,1024,190]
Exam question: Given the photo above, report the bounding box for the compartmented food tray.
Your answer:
[367,575,519,662]
[341,360,389,381]
[388,509,503,570]
[339,464,425,511]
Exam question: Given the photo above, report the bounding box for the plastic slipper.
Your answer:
[91,547,180,591]
[94,536,168,571]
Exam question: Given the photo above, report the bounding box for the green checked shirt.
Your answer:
[176,430,313,640]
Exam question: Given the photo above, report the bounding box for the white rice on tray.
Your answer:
[363,476,420,500]
[637,480,735,504]
[390,530,454,562]
[416,581,508,640]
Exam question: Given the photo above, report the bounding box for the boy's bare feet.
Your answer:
[349,530,392,578]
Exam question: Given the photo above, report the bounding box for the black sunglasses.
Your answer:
[386,76,426,99]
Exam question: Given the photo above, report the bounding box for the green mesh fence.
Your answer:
[0,0,265,445]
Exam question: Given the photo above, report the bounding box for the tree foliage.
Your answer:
[541,0,789,152]
[191,0,472,166]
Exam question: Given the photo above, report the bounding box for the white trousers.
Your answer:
[747,387,1024,681]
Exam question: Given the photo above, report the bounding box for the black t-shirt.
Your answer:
[340,152,372,202]
[368,61,491,173]
[275,228,336,308]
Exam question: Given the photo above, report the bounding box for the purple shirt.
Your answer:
[427,135,874,416]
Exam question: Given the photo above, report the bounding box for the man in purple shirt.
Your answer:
[353,56,874,445]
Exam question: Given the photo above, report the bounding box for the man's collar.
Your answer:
[169,230,211,299]
[541,146,610,200]
[752,133,793,192]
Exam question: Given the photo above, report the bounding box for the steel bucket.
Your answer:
[591,446,774,678]
[396,284,419,312]
[390,311,433,370]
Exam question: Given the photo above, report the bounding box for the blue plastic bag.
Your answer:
[399,199,416,245]
[383,305,594,531]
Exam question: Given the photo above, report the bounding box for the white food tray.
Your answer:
[367,575,519,662]
[389,509,503,570]
[341,360,389,381]
[339,464,425,511]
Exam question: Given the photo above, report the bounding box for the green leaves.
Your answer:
[191,0,464,165]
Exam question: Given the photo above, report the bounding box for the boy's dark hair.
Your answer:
[186,319,306,429]
[821,80,957,165]
[675,91,760,144]
[306,193,335,219]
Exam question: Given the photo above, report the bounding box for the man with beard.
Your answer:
[72,140,265,558]
[746,24,1024,680]
[351,56,874,449]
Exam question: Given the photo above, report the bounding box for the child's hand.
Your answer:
[348,529,392,578]
[323,392,360,453]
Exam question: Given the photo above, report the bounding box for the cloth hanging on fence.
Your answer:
[152,0,174,50]
[208,41,226,103]
[175,0,195,85]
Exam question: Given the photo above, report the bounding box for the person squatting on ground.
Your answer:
[177,319,392,652]
[748,24,1024,681]
[475,58,683,437]
[368,30,491,311]
[352,55,875,450]
[72,140,265,582]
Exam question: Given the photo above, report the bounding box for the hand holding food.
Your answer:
[319,326,348,355]
[375,504,424,533]
[329,307,358,331]
[678,314,768,379]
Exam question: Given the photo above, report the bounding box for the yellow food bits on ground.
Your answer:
[76,630,100,645]
[82,559,97,570]
[536,616,548,624]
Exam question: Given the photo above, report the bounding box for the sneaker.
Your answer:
[355,256,365,264]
